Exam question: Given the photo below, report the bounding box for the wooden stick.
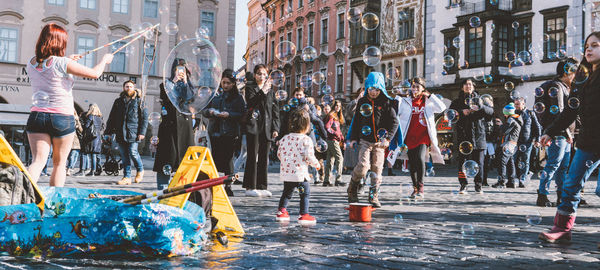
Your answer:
[128,176,234,205]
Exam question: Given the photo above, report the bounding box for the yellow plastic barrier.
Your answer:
[159,146,244,235]
[0,135,45,212]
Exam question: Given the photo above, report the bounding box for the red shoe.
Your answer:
[539,213,575,243]
[298,213,317,226]
[276,208,290,222]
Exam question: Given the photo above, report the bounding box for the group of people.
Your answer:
[22,23,600,246]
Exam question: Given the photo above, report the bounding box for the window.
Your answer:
[513,20,531,61]
[77,36,95,68]
[411,59,417,79]
[110,41,126,73]
[201,11,215,37]
[48,0,65,5]
[443,31,458,73]
[398,8,414,40]
[403,60,409,79]
[285,74,291,92]
[298,0,303,9]
[287,32,292,42]
[321,18,328,44]
[280,5,284,18]
[337,13,345,39]
[544,15,566,60]
[308,23,314,46]
[144,0,158,18]
[449,0,462,6]
[513,0,532,10]
[336,65,343,93]
[297,28,303,49]
[80,0,96,9]
[296,73,301,87]
[496,24,509,63]
[272,9,276,23]
[142,44,156,75]
[113,0,128,14]
[288,0,293,11]
[0,28,18,62]
[467,26,484,65]
[320,68,327,82]
[270,40,275,62]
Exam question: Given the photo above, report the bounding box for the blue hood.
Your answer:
[363,72,392,100]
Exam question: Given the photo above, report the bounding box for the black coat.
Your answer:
[449,91,494,150]
[535,79,570,136]
[348,95,398,143]
[516,109,542,144]
[501,115,523,145]
[244,81,280,141]
[546,70,600,154]
[153,83,195,172]
[81,114,103,154]
[105,92,149,144]
[201,91,246,138]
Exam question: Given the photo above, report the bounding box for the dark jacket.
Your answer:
[546,70,600,154]
[535,78,571,137]
[201,91,246,138]
[105,91,149,144]
[244,80,280,141]
[348,94,398,143]
[81,114,103,154]
[153,83,195,173]
[449,91,494,150]
[501,115,523,145]
[516,109,541,144]
[279,99,327,139]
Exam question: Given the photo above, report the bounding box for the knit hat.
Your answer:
[503,103,516,115]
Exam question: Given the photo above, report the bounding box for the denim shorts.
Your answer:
[26,111,75,138]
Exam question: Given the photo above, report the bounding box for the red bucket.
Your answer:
[345,203,375,222]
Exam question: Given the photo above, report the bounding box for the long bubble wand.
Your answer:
[77,24,160,57]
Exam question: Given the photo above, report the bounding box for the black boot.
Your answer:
[387,168,395,176]
[536,190,553,207]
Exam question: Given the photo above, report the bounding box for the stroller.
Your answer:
[101,135,122,176]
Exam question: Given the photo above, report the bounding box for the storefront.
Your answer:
[436,117,454,163]
[0,104,30,163]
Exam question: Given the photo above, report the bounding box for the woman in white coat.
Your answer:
[396,77,446,198]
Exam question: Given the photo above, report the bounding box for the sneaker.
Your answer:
[245,189,261,197]
[85,171,94,176]
[334,181,347,187]
[134,171,144,183]
[518,182,526,188]
[276,208,290,222]
[506,182,515,188]
[410,190,418,199]
[322,181,333,187]
[458,185,468,194]
[416,192,425,199]
[260,190,272,197]
[475,186,483,194]
[73,171,84,177]
[117,177,132,185]
[298,214,317,226]
[66,169,72,176]
[492,182,505,188]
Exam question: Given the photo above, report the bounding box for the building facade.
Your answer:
[245,0,268,73]
[347,0,380,97]
[424,0,587,111]
[259,0,350,100]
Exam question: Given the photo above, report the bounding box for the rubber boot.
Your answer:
[536,190,553,207]
[539,213,575,243]
[368,186,381,208]
[347,180,359,203]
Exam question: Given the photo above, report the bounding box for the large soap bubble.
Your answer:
[162,38,222,115]
[362,46,381,66]
[275,41,297,63]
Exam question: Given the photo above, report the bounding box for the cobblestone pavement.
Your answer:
[3,157,599,269]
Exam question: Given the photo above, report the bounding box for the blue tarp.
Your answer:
[0,187,207,258]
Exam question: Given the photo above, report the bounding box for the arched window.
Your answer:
[403,60,409,80]
[411,59,417,79]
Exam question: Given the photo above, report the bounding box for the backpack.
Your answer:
[0,162,37,206]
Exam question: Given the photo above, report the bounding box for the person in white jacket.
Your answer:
[395,77,447,198]
[276,109,321,226]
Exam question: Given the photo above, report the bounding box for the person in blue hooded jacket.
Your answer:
[346,72,399,208]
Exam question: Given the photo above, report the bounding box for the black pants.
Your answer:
[210,135,236,175]
[243,132,270,190]
[483,153,492,184]
[407,144,427,192]
[497,151,516,184]
[458,149,485,187]
[278,181,310,214]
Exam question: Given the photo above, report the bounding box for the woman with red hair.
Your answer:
[26,23,113,186]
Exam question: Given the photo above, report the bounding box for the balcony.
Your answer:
[459,0,512,15]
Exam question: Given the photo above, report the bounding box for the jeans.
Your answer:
[117,142,144,178]
[26,111,75,138]
[278,181,310,215]
[67,149,80,169]
[87,153,98,172]
[516,142,533,184]
[557,149,600,216]
[538,137,570,195]
[497,151,516,184]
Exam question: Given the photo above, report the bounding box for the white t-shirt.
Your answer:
[26,56,75,115]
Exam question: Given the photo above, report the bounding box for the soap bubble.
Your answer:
[321,94,335,105]
[483,74,493,84]
[194,27,209,40]
[321,85,332,95]
[480,94,493,107]
[269,70,285,88]
[462,160,479,178]
[404,44,417,56]
[362,46,381,66]
[312,72,326,85]
[252,110,260,119]
[150,136,159,144]
[162,165,172,176]
[489,0,498,5]
[452,36,461,48]
[301,46,318,62]
[377,128,388,140]
[282,104,291,112]
[574,65,590,85]
[165,22,179,35]
[255,17,272,35]
[347,7,362,23]
[361,126,372,136]
[469,97,482,111]
[526,210,542,225]
[418,112,427,126]
[567,97,580,109]
[443,55,455,68]
[512,21,519,29]
[385,67,401,83]
[519,144,527,152]
[275,41,297,63]
[32,91,50,107]
[533,102,545,113]
[517,161,526,169]
[361,12,379,31]
[275,90,288,101]
[226,36,235,45]
[461,224,475,236]
[158,5,169,15]
[548,87,559,98]
[549,105,559,114]
[505,51,516,62]
[459,141,474,155]
[360,103,373,117]
[469,16,481,27]
[504,81,514,91]
[474,70,485,81]
[300,75,312,88]
[539,171,547,179]
[149,112,161,127]
[316,139,328,153]
[162,38,221,115]
[534,87,544,97]
[288,98,299,107]
[517,51,531,63]
[586,160,594,167]
[394,214,403,223]
[444,109,459,123]
[510,90,524,101]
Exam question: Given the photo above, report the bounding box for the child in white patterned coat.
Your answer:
[276,108,321,225]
